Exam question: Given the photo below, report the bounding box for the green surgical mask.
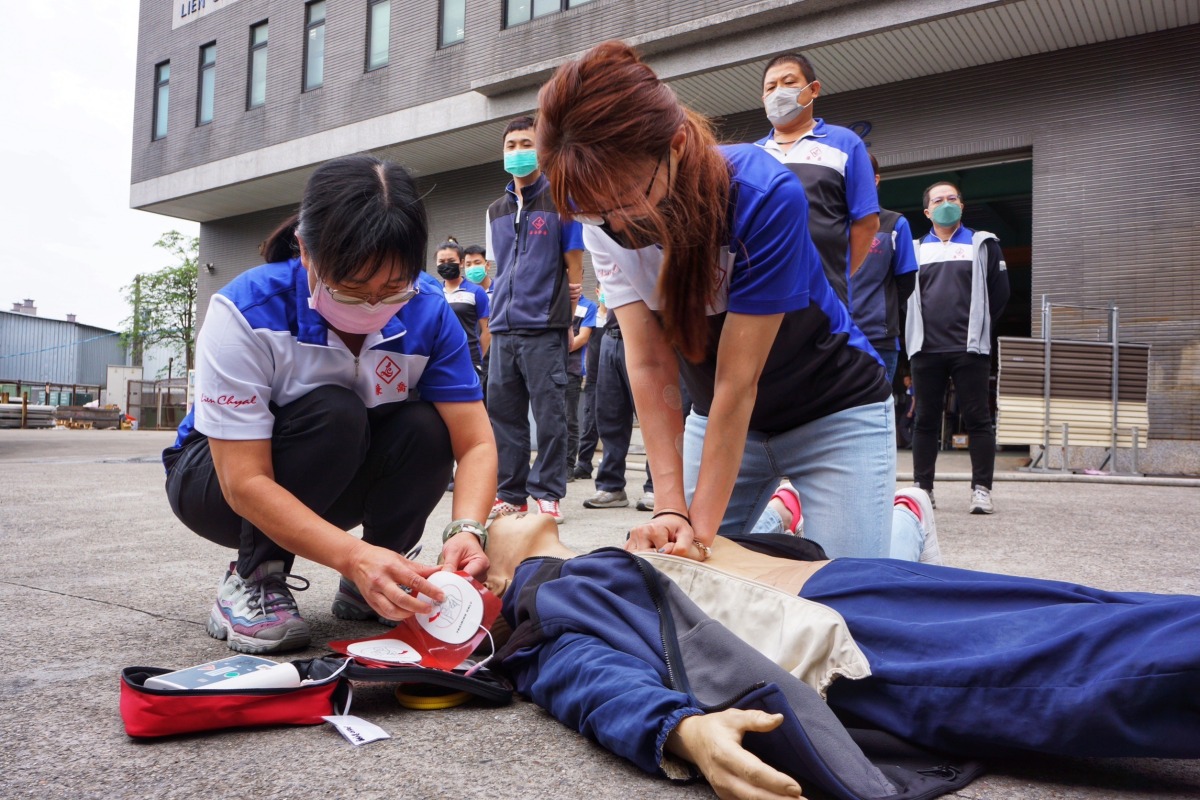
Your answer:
[931,202,962,226]
[504,149,538,177]
[465,266,487,283]
[598,292,606,306]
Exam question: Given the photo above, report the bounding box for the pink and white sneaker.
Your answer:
[535,498,565,524]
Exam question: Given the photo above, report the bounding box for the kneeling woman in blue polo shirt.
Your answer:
[163,155,496,654]
[536,42,928,562]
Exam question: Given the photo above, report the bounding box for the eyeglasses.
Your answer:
[321,280,419,305]
[573,153,666,226]
[928,194,961,207]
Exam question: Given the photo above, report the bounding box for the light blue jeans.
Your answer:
[683,400,923,560]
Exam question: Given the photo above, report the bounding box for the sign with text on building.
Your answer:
[173,0,243,30]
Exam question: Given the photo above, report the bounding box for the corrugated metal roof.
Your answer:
[670,0,1200,116]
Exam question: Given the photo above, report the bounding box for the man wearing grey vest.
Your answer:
[906,181,1009,514]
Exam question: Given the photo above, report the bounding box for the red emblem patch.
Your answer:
[376,356,400,384]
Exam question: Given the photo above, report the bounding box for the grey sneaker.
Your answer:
[895,487,942,565]
[583,489,629,509]
[331,577,398,627]
[970,485,995,515]
[635,491,655,512]
[206,561,311,654]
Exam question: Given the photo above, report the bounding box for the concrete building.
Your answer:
[130,0,1200,471]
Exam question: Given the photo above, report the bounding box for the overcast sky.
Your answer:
[1,5,199,333]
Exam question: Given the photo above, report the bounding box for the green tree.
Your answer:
[123,231,199,373]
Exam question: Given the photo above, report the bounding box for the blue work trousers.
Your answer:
[488,330,569,503]
[804,559,1200,759]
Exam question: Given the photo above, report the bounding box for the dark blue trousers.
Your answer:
[595,332,652,494]
[165,386,453,577]
[802,559,1200,759]
[487,330,569,503]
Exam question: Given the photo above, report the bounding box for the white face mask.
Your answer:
[764,83,813,127]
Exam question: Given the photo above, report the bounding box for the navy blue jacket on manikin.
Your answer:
[496,549,981,800]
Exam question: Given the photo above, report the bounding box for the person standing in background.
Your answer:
[907,181,1009,514]
[462,244,492,398]
[755,52,879,306]
[850,155,918,383]
[565,293,598,483]
[572,288,606,481]
[436,239,490,381]
[485,117,585,525]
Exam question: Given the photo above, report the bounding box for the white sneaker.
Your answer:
[969,485,995,515]
[894,487,942,565]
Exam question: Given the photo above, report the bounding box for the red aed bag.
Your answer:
[119,657,351,739]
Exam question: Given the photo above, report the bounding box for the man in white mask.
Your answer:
[755,53,879,310]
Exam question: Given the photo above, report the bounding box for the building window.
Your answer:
[197,43,216,125]
[152,61,170,140]
[440,0,464,47]
[304,1,326,91]
[367,0,390,69]
[506,0,591,27]
[247,21,268,109]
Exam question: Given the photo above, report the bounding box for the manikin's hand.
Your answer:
[440,531,490,579]
[625,514,700,559]
[344,541,445,621]
[668,710,805,800]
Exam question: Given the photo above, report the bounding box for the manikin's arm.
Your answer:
[668,711,805,799]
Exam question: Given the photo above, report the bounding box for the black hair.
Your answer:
[260,213,300,263]
[923,180,962,209]
[293,154,428,285]
[504,116,536,138]
[869,153,880,175]
[463,244,486,258]
[762,53,816,86]
[436,239,464,261]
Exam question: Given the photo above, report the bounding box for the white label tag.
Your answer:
[574,303,587,317]
[322,715,391,746]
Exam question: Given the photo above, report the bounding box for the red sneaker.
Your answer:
[488,498,528,520]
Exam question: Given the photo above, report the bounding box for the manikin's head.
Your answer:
[481,514,576,599]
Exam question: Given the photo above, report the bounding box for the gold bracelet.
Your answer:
[694,541,711,561]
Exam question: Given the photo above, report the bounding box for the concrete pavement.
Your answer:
[1,428,1198,799]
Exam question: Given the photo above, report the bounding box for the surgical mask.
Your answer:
[931,202,963,226]
[437,262,461,280]
[598,292,606,306]
[464,266,487,283]
[309,279,412,334]
[504,149,538,177]
[764,83,813,127]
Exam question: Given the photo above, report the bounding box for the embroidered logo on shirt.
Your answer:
[201,393,258,409]
[396,381,408,395]
[376,356,400,384]
[529,215,548,235]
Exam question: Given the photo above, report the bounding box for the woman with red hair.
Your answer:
[536,41,929,562]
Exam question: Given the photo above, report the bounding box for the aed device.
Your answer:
[143,655,297,690]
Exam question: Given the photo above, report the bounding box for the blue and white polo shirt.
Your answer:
[167,258,481,455]
[850,209,918,351]
[755,119,878,307]
[585,143,888,434]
